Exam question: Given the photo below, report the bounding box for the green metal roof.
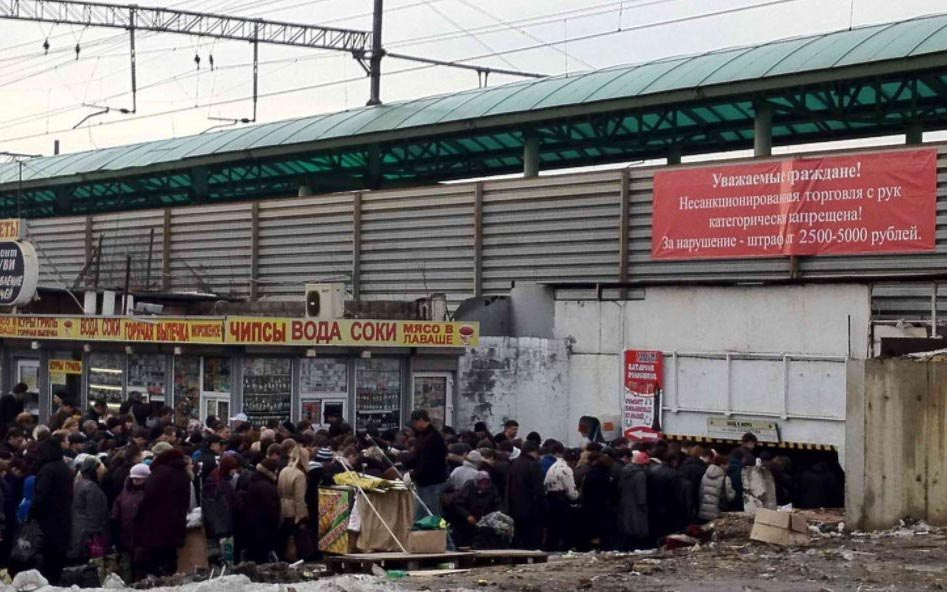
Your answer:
[7,12,947,217]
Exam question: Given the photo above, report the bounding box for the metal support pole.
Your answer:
[251,28,259,122]
[367,0,383,106]
[933,281,939,338]
[667,146,682,165]
[129,11,137,113]
[523,133,540,178]
[754,101,773,157]
[906,122,924,145]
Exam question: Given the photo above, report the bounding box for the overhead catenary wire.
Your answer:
[2,0,811,146]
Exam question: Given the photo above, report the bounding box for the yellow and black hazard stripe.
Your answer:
[663,433,836,452]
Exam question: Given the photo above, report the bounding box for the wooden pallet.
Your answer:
[470,549,550,566]
[326,549,550,574]
[326,551,474,574]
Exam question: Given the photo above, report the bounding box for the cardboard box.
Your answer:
[177,526,209,573]
[750,509,810,546]
[408,529,447,554]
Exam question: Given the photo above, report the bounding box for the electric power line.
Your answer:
[2,0,811,147]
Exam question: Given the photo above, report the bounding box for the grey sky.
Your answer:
[0,0,943,157]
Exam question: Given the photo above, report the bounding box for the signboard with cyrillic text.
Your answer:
[622,349,663,442]
[707,417,780,442]
[0,315,478,349]
[652,149,937,259]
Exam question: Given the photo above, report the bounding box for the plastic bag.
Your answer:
[10,521,43,565]
[413,515,447,531]
[476,511,514,542]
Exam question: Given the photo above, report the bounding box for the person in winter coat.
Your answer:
[405,409,448,521]
[1,459,25,562]
[646,452,687,546]
[543,444,579,552]
[30,437,74,584]
[452,471,500,548]
[697,455,736,522]
[795,461,844,509]
[447,450,483,492]
[101,444,141,510]
[202,454,240,541]
[618,452,650,551]
[582,452,618,550]
[241,458,282,563]
[741,456,777,515]
[69,455,110,561]
[111,463,149,563]
[136,447,191,577]
[726,448,748,512]
[678,447,709,521]
[278,445,313,560]
[506,441,545,550]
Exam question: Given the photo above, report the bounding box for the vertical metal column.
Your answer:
[618,169,630,294]
[367,0,384,106]
[161,209,172,291]
[249,202,260,301]
[352,192,362,300]
[754,101,773,157]
[473,182,483,297]
[667,146,682,165]
[523,133,540,178]
[906,122,924,145]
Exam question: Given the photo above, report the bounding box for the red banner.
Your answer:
[652,149,937,259]
[622,350,663,442]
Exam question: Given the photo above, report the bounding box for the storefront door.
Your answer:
[412,372,453,429]
[14,356,40,416]
[200,356,231,425]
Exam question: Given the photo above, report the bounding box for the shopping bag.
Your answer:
[10,521,44,564]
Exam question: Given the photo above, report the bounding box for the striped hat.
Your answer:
[314,447,334,463]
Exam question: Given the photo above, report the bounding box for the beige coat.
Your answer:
[278,465,308,523]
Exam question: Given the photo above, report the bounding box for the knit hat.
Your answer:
[633,451,651,465]
[79,454,101,475]
[73,452,93,469]
[314,447,334,463]
[466,450,484,464]
[151,441,174,457]
[129,463,151,480]
[475,470,491,483]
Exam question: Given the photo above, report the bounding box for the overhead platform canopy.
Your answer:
[6,13,947,217]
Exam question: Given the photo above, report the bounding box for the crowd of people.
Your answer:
[0,386,845,585]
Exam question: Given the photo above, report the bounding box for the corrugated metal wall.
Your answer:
[21,143,947,317]
[91,210,165,291]
[360,185,474,306]
[257,194,354,299]
[25,215,86,289]
[481,171,621,294]
[168,203,251,298]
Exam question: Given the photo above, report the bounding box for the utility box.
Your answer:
[305,283,345,320]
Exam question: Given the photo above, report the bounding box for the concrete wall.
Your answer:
[456,336,570,441]
[454,284,871,448]
[555,285,871,449]
[846,358,947,530]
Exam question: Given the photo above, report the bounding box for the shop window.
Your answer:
[128,353,167,404]
[202,357,231,394]
[88,352,125,413]
[242,358,292,427]
[299,358,348,427]
[355,358,402,431]
[173,356,201,427]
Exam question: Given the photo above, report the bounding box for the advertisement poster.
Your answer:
[652,149,937,259]
[622,349,664,441]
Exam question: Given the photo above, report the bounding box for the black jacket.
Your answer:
[678,456,708,519]
[506,455,544,521]
[582,463,617,538]
[0,394,23,429]
[454,481,500,522]
[30,439,74,551]
[646,462,688,541]
[137,449,191,549]
[409,425,448,487]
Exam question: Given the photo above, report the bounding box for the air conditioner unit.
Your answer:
[305,283,345,320]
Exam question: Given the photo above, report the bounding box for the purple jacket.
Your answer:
[111,478,146,551]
